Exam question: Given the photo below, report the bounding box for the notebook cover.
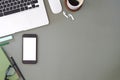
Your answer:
[0,47,19,80]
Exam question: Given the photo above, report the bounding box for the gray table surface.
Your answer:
[3,0,120,80]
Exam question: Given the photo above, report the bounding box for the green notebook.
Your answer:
[0,47,19,80]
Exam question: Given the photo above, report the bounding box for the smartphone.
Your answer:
[22,34,37,64]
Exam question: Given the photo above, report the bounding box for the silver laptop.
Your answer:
[0,0,49,37]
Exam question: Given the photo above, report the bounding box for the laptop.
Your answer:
[0,0,49,37]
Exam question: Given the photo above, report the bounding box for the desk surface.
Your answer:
[3,0,120,80]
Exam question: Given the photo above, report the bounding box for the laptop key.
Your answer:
[32,4,35,8]
[35,5,39,7]
[33,0,38,3]
[0,13,3,17]
[24,6,28,10]
[4,9,20,15]
[21,7,24,11]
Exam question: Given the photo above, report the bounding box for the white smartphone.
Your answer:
[22,34,37,64]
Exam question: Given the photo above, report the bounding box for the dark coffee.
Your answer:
[68,0,79,6]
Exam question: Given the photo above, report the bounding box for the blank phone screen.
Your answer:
[23,37,36,61]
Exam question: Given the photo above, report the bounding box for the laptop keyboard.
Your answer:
[0,0,39,17]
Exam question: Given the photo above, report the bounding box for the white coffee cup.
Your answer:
[66,0,84,11]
